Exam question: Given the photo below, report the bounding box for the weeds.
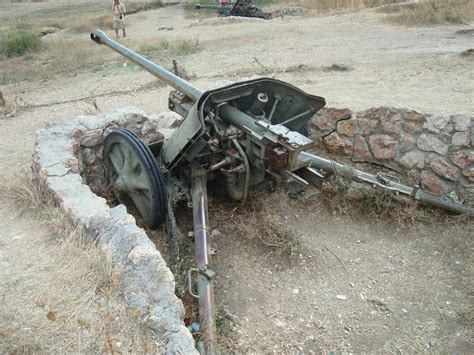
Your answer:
[255,213,300,257]
[0,25,41,57]
[0,171,163,352]
[138,38,201,57]
[378,0,474,26]
[279,0,403,13]
[211,195,301,260]
[457,304,474,324]
[316,171,461,228]
[69,14,111,33]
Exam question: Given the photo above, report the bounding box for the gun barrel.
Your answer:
[195,4,226,9]
[90,29,203,101]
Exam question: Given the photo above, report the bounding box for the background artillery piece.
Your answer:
[195,0,273,20]
[90,29,473,354]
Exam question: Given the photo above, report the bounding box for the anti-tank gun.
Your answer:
[90,29,473,354]
[195,0,272,20]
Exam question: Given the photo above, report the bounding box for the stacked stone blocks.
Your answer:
[32,107,196,353]
[309,107,473,202]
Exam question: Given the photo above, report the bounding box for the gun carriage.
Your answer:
[90,29,473,354]
[195,0,272,20]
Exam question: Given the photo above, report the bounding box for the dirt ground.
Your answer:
[1,2,473,353]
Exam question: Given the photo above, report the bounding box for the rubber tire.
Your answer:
[103,129,167,229]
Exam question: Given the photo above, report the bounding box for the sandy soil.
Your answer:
[1,3,473,353]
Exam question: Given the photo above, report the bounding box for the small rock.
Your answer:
[451,114,471,131]
[462,166,474,182]
[211,229,221,238]
[404,109,425,123]
[353,135,372,160]
[369,134,397,161]
[423,115,449,133]
[450,150,472,169]
[81,148,96,165]
[382,113,401,134]
[187,322,200,333]
[399,151,425,169]
[407,168,420,185]
[402,120,423,134]
[451,131,470,146]
[337,119,362,136]
[420,170,447,195]
[323,132,352,154]
[431,158,460,181]
[292,288,300,295]
[417,134,449,155]
[399,134,416,152]
[325,63,350,71]
[6,109,17,118]
[80,129,103,147]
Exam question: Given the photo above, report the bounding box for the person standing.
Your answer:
[112,0,126,38]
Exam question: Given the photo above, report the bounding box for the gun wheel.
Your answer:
[103,129,167,229]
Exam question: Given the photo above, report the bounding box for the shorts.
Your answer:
[113,18,125,30]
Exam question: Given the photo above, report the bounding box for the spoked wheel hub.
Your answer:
[103,129,167,228]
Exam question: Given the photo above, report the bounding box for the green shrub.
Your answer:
[0,29,41,57]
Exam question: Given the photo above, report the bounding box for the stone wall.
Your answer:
[309,107,473,203]
[32,107,196,353]
[75,109,182,194]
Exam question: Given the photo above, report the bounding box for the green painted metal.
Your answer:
[103,129,167,228]
[195,0,272,19]
[92,29,473,355]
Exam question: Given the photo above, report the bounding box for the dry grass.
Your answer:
[0,35,112,84]
[0,172,163,352]
[137,38,201,57]
[315,170,472,229]
[0,33,201,84]
[69,14,112,33]
[377,0,474,26]
[210,194,301,260]
[0,0,187,84]
[0,1,163,33]
[280,0,403,13]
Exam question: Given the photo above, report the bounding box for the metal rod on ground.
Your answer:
[191,167,217,355]
[298,151,473,215]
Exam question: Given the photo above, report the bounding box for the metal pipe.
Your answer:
[268,94,281,122]
[298,152,473,215]
[218,103,266,135]
[195,4,231,10]
[280,109,312,127]
[232,138,250,202]
[191,167,217,354]
[90,29,204,101]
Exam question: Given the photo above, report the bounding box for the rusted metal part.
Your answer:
[191,167,217,355]
[266,145,289,171]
